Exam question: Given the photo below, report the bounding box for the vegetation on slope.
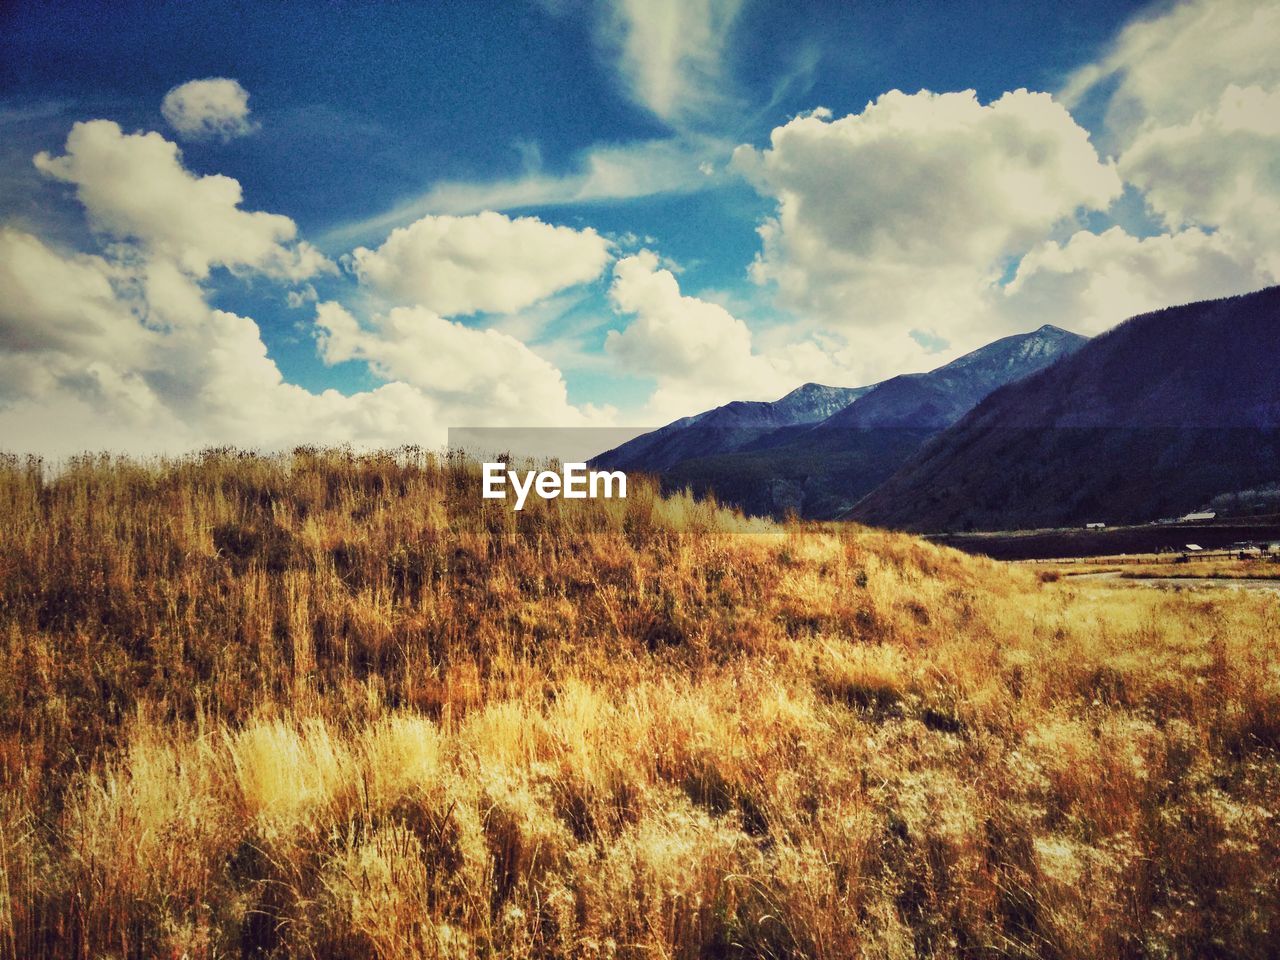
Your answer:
[0,449,1276,959]
[852,286,1280,532]
[598,325,1085,521]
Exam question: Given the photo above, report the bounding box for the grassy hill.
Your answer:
[0,449,1276,958]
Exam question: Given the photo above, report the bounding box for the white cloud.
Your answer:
[730,68,1280,383]
[595,0,743,124]
[1003,226,1270,334]
[322,136,724,246]
[1119,84,1280,277]
[607,251,758,377]
[1055,0,1280,309]
[604,251,869,420]
[0,223,601,456]
[160,78,256,141]
[0,228,144,365]
[1060,0,1280,138]
[332,0,745,267]
[286,284,318,309]
[2,120,604,457]
[35,120,330,280]
[350,211,612,316]
[0,227,441,455]
[316,0,745,248]
[733,89,1121,364]
[0,228,159,429]
[315,301,596,427]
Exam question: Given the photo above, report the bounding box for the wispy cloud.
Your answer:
[594,0,745,126]
[323,0,750,249]
[321,135,727,248]
[1059,0,1279,135]
[0,99,73,126]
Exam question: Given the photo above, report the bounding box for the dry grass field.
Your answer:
[0,449,1276,959]
[1038,557,1280,581]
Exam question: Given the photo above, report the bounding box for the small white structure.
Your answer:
[1179,511,1216,522]
[1185,543,1203,551]
[1085,521,1106,529]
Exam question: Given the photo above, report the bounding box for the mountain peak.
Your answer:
[778,381,848,401]
[935,324,1087,376]
[851,284,1280,532]
[591,380,870,473]
[593,322,1088,497]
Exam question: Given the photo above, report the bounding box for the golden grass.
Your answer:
[0,448,1277,958]
[1039,556,1280,580]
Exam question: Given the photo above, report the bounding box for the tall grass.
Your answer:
[0,447,1276,958]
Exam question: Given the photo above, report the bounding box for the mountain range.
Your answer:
[593,324,1087,518]
[593,381,872,475]
[850,285,1280,531]
[595,285,1280,531]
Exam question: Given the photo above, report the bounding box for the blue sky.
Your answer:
[1,0,1277,454]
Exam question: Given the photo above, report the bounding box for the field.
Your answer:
[930,521,1280,561]
[1033,556,1280,583]
[0,449,1277,959]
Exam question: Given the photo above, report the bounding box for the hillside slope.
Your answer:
[0,450,1277,959]
[851,285,1280,532]
[663,324,1086,518]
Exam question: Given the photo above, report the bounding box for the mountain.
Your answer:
[814,324,1086,434]
[599,324,1087,519]
[850,286,1280,532]
[592,381,873,473]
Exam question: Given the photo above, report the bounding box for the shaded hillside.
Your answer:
[852,286,1280,532]
[592,381,871,473]
[664,324,1086,518]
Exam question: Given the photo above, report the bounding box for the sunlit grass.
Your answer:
[0,448,1276,958]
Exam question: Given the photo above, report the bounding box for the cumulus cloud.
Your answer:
[315,302,595,426]
[733,90,1121,357]
[1061,0,1280,138]
[1054,0,1280,310]
[350,211,612,316]
[0,222,597,455]
[160,78,256,141]
[605,251,869,420]
[1119,84,1280,277]
[607,251,759,378]
[35,120,330,280]
[2,119,603,457]
[732,45,1280,382]
[1002,226,1270,334]
[0,228,143,364]
[0,226,441,455]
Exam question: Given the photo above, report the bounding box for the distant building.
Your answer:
[1085,521,1105,529]
[1185,543,1203,551]
[1179,511,1217,522]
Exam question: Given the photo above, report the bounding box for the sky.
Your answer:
[1,0,1278,456]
